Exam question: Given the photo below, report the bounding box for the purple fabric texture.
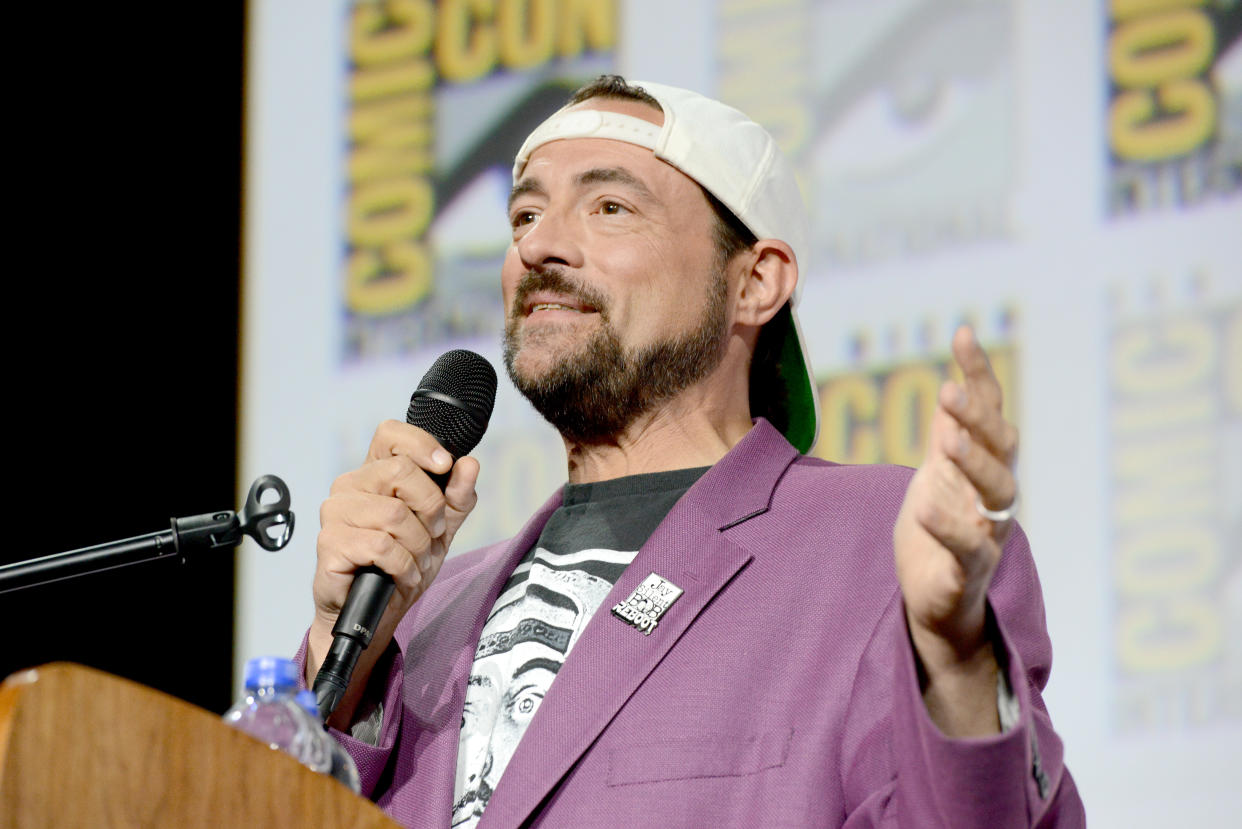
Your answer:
[295,419,1085,827]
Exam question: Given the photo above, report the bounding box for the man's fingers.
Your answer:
[943,425,1018,515]
[929,389,1017,541]
[315,523,422,601]
[319,453,480,586]
[951,325,1002,407]
[321,491,434,565]
[365,419,455,477]
[331,453,449,538]
[941,327,1012,456]
[445,456,480,511]
[443,456,481,545]
[910,460,1001,581]
[938,378,1018,465]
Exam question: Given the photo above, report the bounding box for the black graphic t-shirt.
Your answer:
[451,466,708,828]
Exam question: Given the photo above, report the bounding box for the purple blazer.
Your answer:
[300,419,1085,827]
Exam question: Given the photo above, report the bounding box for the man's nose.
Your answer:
[516,208,583,270]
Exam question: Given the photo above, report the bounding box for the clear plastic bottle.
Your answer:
[295,689,362,794]
[223,656,326,774]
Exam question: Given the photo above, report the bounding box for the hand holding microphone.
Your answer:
[309,350,497,721]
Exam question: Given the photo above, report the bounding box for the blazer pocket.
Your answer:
[606,728,793,786]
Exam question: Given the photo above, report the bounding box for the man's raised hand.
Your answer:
[307,419,480,724]
[892,325,1019,736]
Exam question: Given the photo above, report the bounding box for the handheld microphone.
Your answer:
[313,349,497,719]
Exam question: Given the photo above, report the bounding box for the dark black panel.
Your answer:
[4,3,245,715]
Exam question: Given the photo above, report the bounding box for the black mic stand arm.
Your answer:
[0,475,294,594]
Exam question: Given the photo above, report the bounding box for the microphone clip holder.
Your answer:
[174,474,295,552]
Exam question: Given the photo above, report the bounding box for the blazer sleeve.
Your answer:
[293,633,407,797]
[839,523,1087,828]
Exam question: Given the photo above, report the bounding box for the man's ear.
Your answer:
[734,239,798,327]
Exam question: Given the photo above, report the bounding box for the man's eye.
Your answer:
[600,201,625,215]
[511,210,538,229]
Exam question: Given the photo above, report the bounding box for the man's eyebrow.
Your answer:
[575,166,654,200]
[508,177,546,210]
[509,166,656,210]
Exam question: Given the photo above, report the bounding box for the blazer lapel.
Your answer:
[479,419,799,828]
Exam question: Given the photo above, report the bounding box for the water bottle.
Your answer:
[295,689,362,794]
[223,656,326,773]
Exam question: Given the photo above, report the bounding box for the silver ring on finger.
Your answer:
[975,492,1018,523]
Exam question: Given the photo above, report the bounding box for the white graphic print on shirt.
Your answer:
[451,546,637,829]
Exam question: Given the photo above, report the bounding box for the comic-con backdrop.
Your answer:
[241,1,1240,825]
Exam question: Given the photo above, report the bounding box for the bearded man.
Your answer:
[300,76,1085,828]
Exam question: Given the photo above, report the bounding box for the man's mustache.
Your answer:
[511,267,611,319]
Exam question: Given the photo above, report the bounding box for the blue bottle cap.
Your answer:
[243,656,300,691]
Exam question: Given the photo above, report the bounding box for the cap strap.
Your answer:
[513,110,664,179]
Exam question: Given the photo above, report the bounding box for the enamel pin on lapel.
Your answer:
[611,573,684,635]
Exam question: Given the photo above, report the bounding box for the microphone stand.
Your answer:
[0,475,295,594]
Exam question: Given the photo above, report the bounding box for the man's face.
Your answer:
[501,98,730,442]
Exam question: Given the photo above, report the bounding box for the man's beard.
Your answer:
[503,267,728,445]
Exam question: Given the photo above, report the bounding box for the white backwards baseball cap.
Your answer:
[513,79,820,454]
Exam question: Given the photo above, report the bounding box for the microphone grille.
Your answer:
[406,349,498,458]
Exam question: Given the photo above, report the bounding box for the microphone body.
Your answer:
[314,350,497,719]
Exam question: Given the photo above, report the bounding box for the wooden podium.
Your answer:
[0,663,402,828]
